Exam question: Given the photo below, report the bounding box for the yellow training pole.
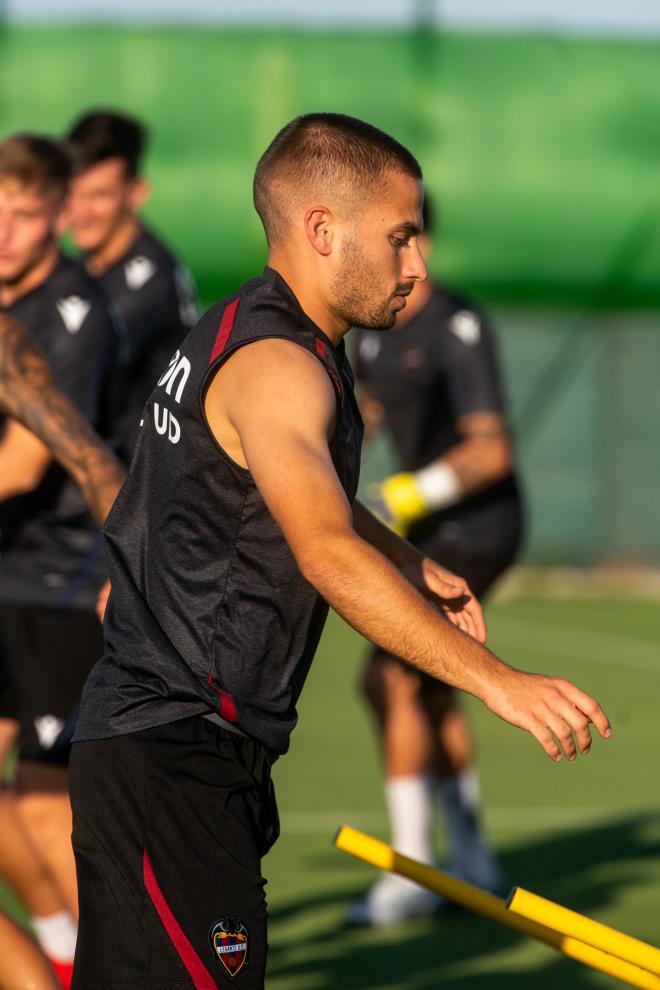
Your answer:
[334,826,660,990]
[508,887,660,977]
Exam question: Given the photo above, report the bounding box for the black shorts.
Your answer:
[70,716,279,990]
[0,603,103,764]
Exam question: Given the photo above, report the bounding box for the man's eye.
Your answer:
[390,236,408,248]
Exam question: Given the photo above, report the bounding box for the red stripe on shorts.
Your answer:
[143,850,218,989]
[209,297,240,366]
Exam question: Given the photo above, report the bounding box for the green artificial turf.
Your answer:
[263,598,660,988]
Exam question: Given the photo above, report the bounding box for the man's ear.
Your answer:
[129,176,151,212]
[304,206,333,257]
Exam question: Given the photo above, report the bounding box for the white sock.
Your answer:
[31,911,77,962]
[384,774,434,865]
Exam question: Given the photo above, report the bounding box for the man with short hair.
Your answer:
[66,109,197,462]
[70,114,610,990]
[348,194,523,926]
[0,134,116,988]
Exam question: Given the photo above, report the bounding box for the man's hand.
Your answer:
[482,665,612,762]
[400,555,486,644]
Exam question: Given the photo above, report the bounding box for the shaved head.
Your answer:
[253,113,422,246]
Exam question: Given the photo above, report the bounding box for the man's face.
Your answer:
[0,180,60,284]
[67,157,141,253]
[329,172,427,330]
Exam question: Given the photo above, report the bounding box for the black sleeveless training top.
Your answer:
[74,267,363,755]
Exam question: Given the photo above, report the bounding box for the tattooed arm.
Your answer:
[0,315,125,526]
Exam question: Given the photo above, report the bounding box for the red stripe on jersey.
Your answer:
[207,674,238,723]
[315,338,327,359]
[209,297,241,366]
[143,851,218,989]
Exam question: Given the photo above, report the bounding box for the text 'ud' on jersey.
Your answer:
[0,254,116,608]
[75,267,363,756]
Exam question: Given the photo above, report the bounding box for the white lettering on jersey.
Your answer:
[56,296,91,334]
[449,310,481,346]
[153,402,181,444]
[157,350,191,404]
[125,255,157,291]
[359,334,381,363]
[34,714,65,750]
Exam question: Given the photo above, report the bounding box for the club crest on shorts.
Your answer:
[209,919,248,977]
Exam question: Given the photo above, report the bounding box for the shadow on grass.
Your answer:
[266,812,660,989]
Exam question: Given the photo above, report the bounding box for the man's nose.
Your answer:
[403,240,428,282]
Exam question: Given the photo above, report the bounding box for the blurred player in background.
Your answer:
[349,195,523,926]
[68,114,609,990]
[0,313,124,990]
[66,109,198,463]
[0,134,116,987]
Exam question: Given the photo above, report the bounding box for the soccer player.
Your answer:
[69,114,611,990]
[348,195,523,926]
[66,109,197,462]
[0,134,116,986]
[0,317,123,990]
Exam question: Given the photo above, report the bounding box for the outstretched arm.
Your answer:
[0,315,125,526]
[205,338,611,763]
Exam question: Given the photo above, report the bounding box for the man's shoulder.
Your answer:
[425,283,492,350]
[23,255,113,341]
[205,269,309,339]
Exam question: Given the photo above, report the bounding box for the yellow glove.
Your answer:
[365,472,427,536]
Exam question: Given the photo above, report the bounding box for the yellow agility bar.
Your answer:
[508,887,660,977]
[334,825,660,990]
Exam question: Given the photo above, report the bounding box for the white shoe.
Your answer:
[346,873,440,927]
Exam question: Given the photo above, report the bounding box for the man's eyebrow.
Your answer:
[388,221,423,237]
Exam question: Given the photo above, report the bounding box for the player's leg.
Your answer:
[71,716,278,990]
[0,620,77,986]
[421,679,503,891]
[0,604,101,981]
[15,763,77,918]
[10,604,102,920]
[0,910,60,990]
[347,651,441,925]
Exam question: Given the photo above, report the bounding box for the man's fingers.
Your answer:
[539,705,581,761]
[529,719,562,762]
[557,681,612,740]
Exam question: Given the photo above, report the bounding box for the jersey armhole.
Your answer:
[199,333,343,479]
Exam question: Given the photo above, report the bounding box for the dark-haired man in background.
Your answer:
[0,133,116,987]
[69,113,609,990]
[66,109,197,462]
[349,195,523,926]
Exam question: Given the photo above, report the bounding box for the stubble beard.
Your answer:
[329,238,397,330]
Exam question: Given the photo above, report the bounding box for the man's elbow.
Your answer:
[0,465,48,499]
[294,529,356,592]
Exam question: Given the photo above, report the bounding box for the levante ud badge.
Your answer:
[210,919,249,977]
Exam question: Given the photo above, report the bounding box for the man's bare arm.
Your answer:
[205,339,611,763]
[0,315,124,526]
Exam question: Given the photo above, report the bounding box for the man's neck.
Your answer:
[86,214,142,276]
[267,255,349,347]
[0,241,60,309]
